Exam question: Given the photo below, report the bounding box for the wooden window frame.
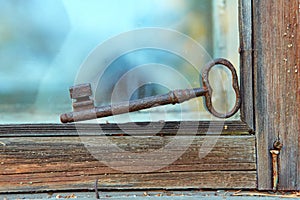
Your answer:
[2,0,298,193]
[0,0,256,193]
[0,1,254,133]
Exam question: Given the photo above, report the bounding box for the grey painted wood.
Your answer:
[3,191,300,200]
[239,0,254,129]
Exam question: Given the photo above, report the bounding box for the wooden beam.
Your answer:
[0,121,252,137]
[253,0,300,190]
[0,135,256,192]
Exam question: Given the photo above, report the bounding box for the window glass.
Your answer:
[0,0,239,123]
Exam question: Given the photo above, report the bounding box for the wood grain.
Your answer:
[253,0,300,190]
[0,171,256,193]
[239,0,254,129]
[0,121,252,137]
[0,135,256,192]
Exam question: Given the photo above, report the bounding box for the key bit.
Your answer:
[70,83,94,112]
[60,58,241,123]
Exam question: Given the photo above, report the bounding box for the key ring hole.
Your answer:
[207,65,237,115]
[201,58,241,118]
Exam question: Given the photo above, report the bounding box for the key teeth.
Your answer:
[73,99,95,112]
[68,83,95,112]
[70,83,92,99]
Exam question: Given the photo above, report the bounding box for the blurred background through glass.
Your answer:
[0,0,239,123]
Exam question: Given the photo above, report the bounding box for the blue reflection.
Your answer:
[0,0,214,122]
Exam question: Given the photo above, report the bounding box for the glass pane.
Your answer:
[0,0,239,123]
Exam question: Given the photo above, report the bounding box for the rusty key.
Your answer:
[60,58,241,123]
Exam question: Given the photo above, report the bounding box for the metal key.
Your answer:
[60,58,241,123]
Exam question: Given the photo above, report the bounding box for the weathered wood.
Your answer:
[253,0,300,190]
[0,121,252,137]
[239,0,254,129]
[0,135,256,192]
[0,171,256,193]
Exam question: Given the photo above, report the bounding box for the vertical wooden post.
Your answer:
[253,0,300,190]
[239,0,253,129]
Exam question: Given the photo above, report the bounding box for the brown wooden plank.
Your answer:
[0,121,253,137]
[0,135,256,192]
[239,0,254,129]
[253,0,300,190]
[0,171,256,193]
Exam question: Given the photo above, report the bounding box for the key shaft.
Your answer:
[60,87,207,123]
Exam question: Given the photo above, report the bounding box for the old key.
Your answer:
[60,58,241,123]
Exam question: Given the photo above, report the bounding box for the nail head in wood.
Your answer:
[273,140,283,150]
